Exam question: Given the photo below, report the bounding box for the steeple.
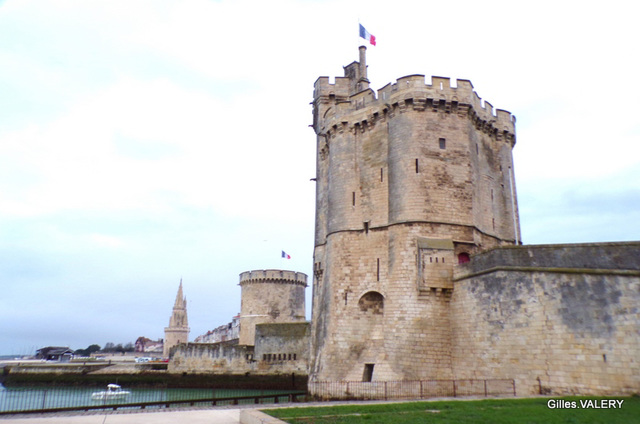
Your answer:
[164,279,190,357]
[173,278,186,310]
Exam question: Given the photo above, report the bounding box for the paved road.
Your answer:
[0,408,241,424]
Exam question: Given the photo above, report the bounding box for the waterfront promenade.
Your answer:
[0,407,243,423]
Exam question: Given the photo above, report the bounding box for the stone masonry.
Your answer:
[310,46,520,383]
[169,270,309,376]
[309,47,639,396]
[164,280,190,358]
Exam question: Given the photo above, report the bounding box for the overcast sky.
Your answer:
[1,0,638,356]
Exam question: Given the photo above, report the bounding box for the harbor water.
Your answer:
[0,384,297,413]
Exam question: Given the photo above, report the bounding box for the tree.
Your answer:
[74,344,101,357]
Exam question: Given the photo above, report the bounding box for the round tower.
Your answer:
[310,47,520,384]
[238,269,307,346]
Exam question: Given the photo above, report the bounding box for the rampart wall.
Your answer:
[451,242,640,395]
[168,323,309,375]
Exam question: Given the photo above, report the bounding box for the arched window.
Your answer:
[458,252,470,264]
[358,291,384,315]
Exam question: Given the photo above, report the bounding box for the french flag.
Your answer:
[281,250,291,259]
[359,24,376,46]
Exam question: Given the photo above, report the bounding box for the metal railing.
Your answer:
[309,379,516,400]
[0,387,307,415]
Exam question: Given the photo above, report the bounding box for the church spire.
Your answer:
[164,279,190,358]
[173,278,186,309]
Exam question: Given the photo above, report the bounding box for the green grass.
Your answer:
[264,397,640,424]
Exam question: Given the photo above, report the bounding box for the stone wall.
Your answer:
[452,242,640,395]
[168,340,253,374]
[238,270,307,346]
[168,323,310,375]
[254,323,309,375]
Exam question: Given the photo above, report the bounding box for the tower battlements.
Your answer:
[314,73,515,145]
[238,269,307,346]
[239,269,308,286]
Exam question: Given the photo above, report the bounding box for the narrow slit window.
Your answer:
[415,158,419,173]
[380,168,384,182]
[439,138,446,149]
[352,192,356,206]
[376,258,380,281]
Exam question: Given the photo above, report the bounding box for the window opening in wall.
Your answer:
[476,143,479,154]
[458,252,470,264]
[381,168,384,182]
[293,353,297,360]
[352,192,356,206]
[358,291,384,314]
[363,364,375,382]
[377,258,380,281]
[364,221,369,234]
[439,138,446,149]
[415,158,419,173]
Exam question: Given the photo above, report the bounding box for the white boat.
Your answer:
[91,384,131,400]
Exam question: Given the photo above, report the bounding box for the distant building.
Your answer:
[134,337,163,354]
[35,346,74,362]
[163,279,190,358]
[194,314,240,343]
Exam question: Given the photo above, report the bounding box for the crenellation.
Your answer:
[308,47,638,398]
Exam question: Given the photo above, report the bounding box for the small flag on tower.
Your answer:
[359,24,376,46]
[281,250,291,259]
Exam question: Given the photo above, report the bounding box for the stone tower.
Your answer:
[309,47,520,383]
[164,280,190,357]
[238,270,307,346]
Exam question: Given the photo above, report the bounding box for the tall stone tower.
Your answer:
[309,47,520,383]
[238,270,307,346]
[164,280,190,358]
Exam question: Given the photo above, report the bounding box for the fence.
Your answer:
[309,379,516,400]
[0,386,307,415]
